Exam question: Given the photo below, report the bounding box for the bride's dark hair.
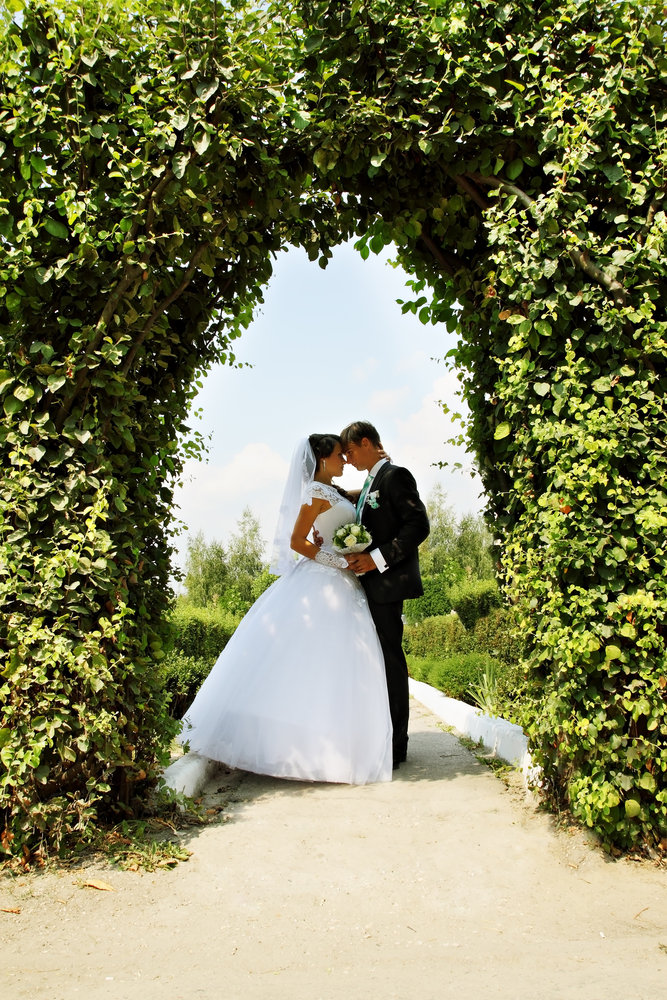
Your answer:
[308,433,351,501]
[308,433,341,471]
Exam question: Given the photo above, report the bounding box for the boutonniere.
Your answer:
[366,490,381,509]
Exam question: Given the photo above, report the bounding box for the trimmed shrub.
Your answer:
[468,607,524,665]
[160,651,213,719]
[404,573,454,624]
[407,652,496,703]
[169,601,240,664]
[403,614,467,659]
[448,579,502,629]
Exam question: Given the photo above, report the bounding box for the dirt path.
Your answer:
[2,700,666,1000]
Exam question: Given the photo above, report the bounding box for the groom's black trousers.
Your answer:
[366,598,409,760]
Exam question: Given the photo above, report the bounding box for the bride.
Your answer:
[171,434,393,784]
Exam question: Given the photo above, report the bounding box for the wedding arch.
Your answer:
[1,0,665,853]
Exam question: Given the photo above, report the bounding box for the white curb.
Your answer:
[409,678,539,784]
[162,752,219,798]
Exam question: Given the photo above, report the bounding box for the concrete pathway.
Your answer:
[2,700,666,1000]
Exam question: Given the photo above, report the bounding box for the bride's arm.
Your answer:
[290,499,329,560]
[291,500,349,569]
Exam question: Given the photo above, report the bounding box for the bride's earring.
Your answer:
[322,460,327,471]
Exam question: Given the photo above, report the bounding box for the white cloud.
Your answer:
[368,385,410,412]
[392,372,486,516]
[351,356,380,382]
[172,443,288,569]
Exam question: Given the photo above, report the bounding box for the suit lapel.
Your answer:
[361,462,390,525]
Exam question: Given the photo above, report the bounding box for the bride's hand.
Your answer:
[378,446,391,462]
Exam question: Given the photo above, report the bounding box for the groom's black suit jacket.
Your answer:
[359,462,430,605]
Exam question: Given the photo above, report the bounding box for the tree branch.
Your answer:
[419,229,457,276]
[468,173,628,306]
[120,222,228,378]
[637,193,663,245]
[54,263,143,432]
[452,173,489,211]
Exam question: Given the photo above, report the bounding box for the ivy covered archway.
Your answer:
[1,0,665,854]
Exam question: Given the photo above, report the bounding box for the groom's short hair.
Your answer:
[340,421,381,448]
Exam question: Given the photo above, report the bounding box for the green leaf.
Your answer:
[43,218,69,240]
[534,382,550,397]
[506,159,523,180]
[30,154,47,173]
[602,164,624,184]
[494,422,511,441]
[172,112,189,130]
[172,152,189,179]
[293,110,311,130]
[313,147,338,172]
[193,131,211,154]
[47,374,67,392]
[196,80,219,102]
[3,395,23,415]
[504,79,525,92]
[639,772,656,793]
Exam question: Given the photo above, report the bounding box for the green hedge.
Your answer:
[448,579,502,629]
[404,572,454,624]
[169,601,240,664]
[403,613,468,659]
[160,651,213,719]
[407,652,497,703]
[467,607,524,665]
[161,602,242,718]
[405,605,524,711]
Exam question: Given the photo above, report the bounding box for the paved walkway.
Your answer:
[2,700,666,999]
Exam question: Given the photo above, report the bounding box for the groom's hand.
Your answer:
[345,552,376,574]
[312,528,324,548]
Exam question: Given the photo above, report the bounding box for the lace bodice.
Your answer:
[304,482,357,549]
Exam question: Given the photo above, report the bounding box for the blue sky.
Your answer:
[172,240,486,569]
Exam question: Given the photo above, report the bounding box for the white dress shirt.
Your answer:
[360,458,388,574]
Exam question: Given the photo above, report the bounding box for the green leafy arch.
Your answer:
[1,0,665,853]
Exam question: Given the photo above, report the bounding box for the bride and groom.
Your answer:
[172,421,430,785]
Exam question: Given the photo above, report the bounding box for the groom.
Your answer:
[340,421,430,769]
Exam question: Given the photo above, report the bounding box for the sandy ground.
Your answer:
[2,699,666,1000]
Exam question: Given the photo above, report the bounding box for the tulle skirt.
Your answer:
[178,558,393,784]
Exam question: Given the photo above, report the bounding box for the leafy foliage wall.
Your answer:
[1,0,665,853]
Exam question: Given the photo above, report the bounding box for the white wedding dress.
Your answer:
[175,483,393,784]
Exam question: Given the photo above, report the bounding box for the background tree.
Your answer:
[182,507,267,610]
[183,531,228,608]
[224,507,266,605]
[417,485,458,580]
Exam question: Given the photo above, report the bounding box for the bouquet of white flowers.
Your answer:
[331,522,372,554]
